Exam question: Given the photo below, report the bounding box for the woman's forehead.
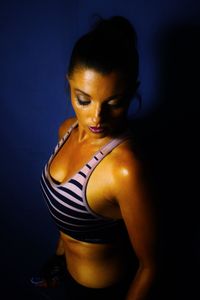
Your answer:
[69,68,126,94]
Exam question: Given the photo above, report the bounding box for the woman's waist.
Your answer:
[61,232,131,288]
[60,231,127,259]
[66,251,128,288]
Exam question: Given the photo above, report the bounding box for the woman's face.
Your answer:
[68,68,129,138]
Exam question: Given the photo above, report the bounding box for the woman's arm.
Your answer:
[114,154,157,300]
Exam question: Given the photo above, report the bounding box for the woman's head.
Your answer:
[68,16,139,99]
[67,16,139,137]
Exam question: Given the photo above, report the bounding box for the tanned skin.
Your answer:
[49,68,157,299]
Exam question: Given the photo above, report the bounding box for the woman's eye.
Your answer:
[76,97,91,106]
[107,100,121,108]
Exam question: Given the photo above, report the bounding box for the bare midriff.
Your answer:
[60,231,130,288]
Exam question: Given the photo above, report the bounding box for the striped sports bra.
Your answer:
[40,121,131,243]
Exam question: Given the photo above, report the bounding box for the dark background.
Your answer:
[1,0,199,299]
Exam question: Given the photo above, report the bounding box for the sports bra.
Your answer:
[40,121,131,243]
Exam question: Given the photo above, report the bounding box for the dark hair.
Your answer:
[68,16,139,99]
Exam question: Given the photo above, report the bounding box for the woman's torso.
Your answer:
[42,118,136,288]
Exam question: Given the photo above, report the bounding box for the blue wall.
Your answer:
[1,0,199,299]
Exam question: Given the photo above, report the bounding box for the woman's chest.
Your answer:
[48,140,121,219]
[49,140,95,183]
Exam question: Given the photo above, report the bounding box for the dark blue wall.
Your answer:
[1,0,199,299]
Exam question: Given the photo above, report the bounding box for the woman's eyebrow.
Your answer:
[75,88,122,101]
[75,88,91,97]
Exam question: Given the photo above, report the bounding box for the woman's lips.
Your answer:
[89,126,105,133]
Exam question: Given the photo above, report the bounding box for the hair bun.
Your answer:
[92,16,137,48]
[68,15,139,97]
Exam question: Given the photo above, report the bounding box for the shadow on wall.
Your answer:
[129,23,200,300]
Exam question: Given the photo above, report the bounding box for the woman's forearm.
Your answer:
[126,265,156,300]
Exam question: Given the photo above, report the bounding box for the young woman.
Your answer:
[31,16,157,300]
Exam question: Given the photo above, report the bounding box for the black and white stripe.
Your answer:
[40,121,130,243]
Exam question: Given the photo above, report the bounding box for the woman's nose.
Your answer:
[92,104,103,124]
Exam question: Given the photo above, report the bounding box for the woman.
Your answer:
[31,16,157,299]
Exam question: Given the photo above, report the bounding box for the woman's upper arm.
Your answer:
[114,157,157,267]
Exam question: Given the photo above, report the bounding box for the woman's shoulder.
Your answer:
[58,117,77,139]
[108,139,147,203]
[110,138,142,181]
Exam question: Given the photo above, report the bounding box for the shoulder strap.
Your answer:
[85,130,132,170]
[81,130,132,210]
[62,120,78,141]
[52,120,78,155]
[100,130,131,156]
